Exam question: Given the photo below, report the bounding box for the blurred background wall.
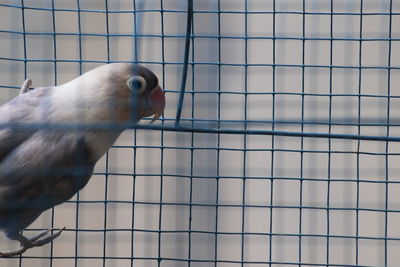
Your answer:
[0,0,400,266]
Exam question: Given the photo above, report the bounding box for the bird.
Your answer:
[0,63,165,256]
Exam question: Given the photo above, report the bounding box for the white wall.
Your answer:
[0,0,400,266]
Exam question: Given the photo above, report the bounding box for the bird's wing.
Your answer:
[0,86,53,162]
[0,130,95,234]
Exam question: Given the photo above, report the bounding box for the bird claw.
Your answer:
[0,227,66,257]
[0,245,27,257]
[28,227,65,247]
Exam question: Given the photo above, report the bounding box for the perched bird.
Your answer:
[0,63,165,256]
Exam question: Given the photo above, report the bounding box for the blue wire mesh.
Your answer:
[0,1,400,267]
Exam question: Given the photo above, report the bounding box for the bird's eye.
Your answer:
[127,76,146,94]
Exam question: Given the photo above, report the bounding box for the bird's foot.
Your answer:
[19,79,32,95]
[0,227,65,257]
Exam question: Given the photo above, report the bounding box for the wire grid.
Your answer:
[1,1,400,267]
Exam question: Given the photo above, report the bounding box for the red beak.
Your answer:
[148,85,165,123]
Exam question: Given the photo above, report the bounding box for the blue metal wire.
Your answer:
[2,56,400,70]
[2,3,400,17]
[298,1,306,265]
[102,2,111,266]
[241,2,249,266]
[188,1,195,265]
[49,0,57,263]
[74,1,83,266]
[19,1,27,265]
[326,2,334,265]
[269,2,277,265]
[2,122,400,142]
[384,2,394,266]
[355,1,364,265]
[2,29,400,43]
[174,0,193,127]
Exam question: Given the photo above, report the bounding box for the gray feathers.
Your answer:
[0,87,52,162]
[0,88,95,236]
